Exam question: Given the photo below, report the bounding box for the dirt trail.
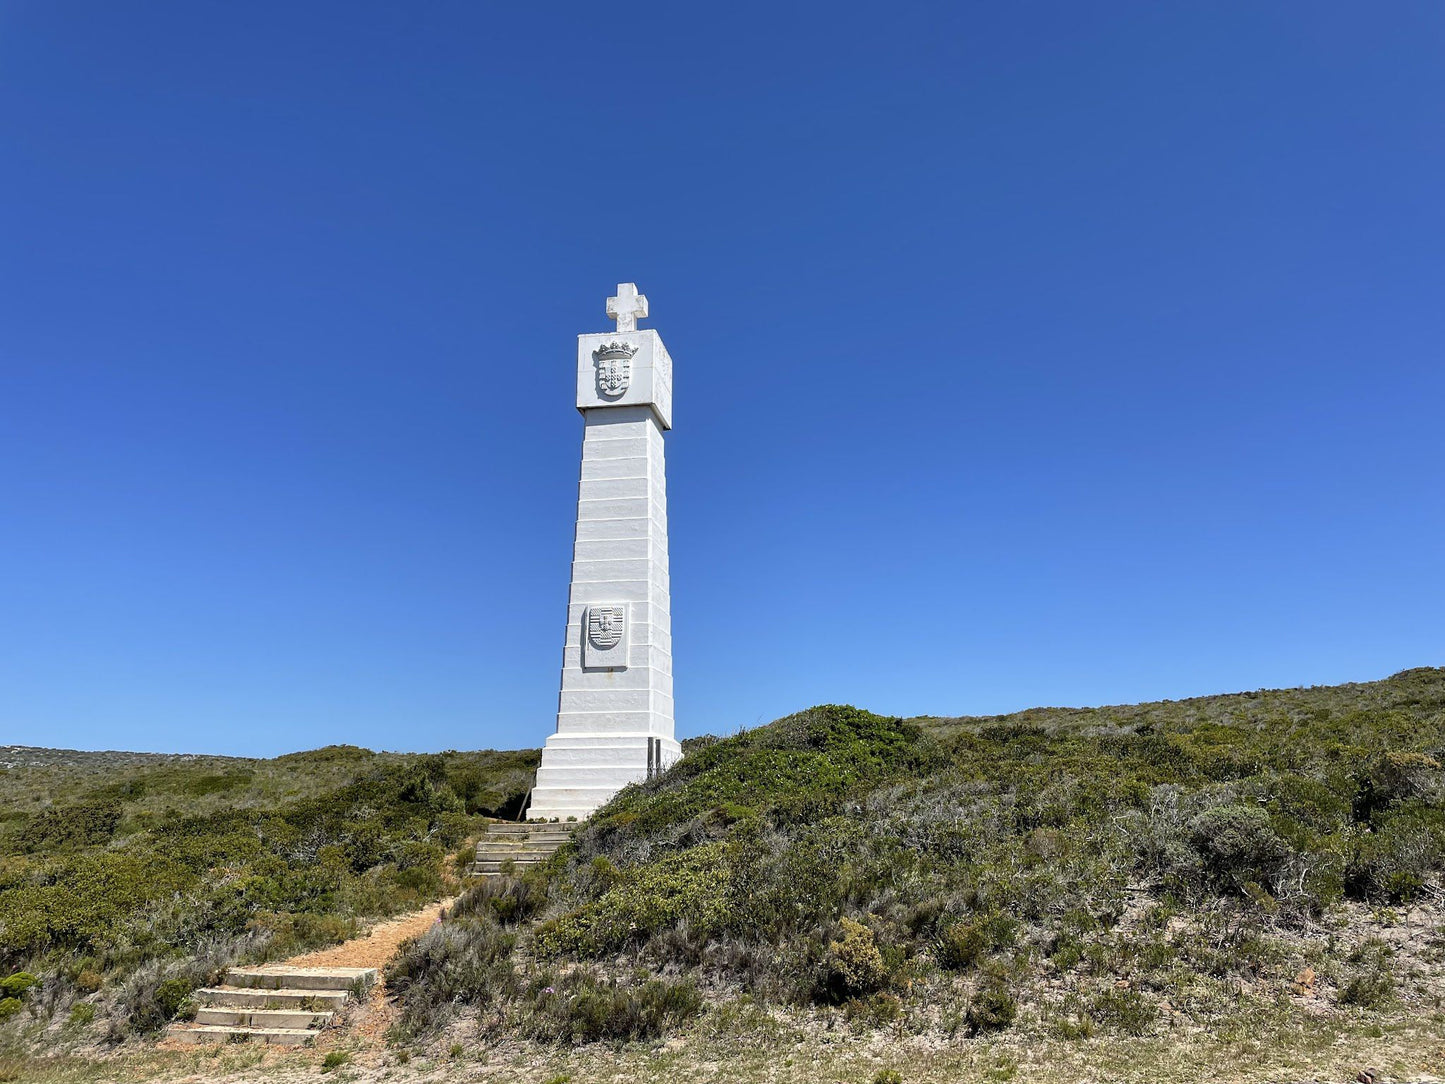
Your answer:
[284,898,452,970]
[282,898,454,1049]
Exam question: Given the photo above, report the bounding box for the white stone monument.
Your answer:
[525,284,680,820]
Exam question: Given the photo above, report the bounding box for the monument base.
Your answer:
[525,732,682,820]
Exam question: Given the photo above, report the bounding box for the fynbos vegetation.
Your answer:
[0,744,536,1043]
[388,667,1445,1044]
[5,668,1444,1056]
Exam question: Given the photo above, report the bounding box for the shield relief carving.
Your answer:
[593,341,638,398]
[582,603,629,669]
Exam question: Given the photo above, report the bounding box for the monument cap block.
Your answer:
[576,330,673,429]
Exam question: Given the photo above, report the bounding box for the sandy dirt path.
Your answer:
[284,898,452,970]
[283,897,454,1049]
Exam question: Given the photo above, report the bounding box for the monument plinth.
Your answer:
[525,284,680,820]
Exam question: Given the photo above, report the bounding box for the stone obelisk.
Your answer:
[526,284,680,820]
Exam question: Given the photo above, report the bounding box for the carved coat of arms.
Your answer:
[587,605,625,649]
[593,341,638,398]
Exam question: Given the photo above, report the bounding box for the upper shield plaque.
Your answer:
[593,341,638,398]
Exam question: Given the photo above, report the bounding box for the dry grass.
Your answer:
[7,1006,1445,1084]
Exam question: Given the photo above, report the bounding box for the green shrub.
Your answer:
[182,772,252,797]
[819,918,888,1002]
[67,1003,96,1027]
[1346,803,1445,902]
[0,974,36,1000]
[844,992,902,1027]
[533,844,733,957]
[1339,940,1395,1008]
[385,919,518,1034]
[520,970,702,1044]
[1088,987,1156,1035]
[938,921,986,971]
[873,1070,904,1084]
[0,999,20,1021]
[258,912,356,959]
[154,979,191,1022]
[937,913,1016,971]
[1050,1009,1095,1040]
[321,1051,350,1071]
[107,965,202,1037]
[965,976,1016,1034]
[1354,751,1443,820]
[16,798,122,853]
[452,874,546,927]
[74,969,102,994]
[1189,805,1290,893]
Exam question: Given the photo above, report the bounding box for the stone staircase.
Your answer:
[167,966,376,1046]
[469,821,573,877]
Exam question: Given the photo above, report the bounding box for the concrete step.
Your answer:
[169,1024,319,1046]
[477,838,563,847]
[224,966,377,992]
[465,823,572,878]
[194,1007,333,1029]
[476,861,554,872]
[193,986,348,1010]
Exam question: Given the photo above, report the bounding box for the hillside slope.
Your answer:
[388,667,1445,1046]
[0,743,537,1043]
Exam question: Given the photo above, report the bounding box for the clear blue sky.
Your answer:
[2,2,1441,756]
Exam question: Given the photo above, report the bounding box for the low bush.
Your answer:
[255,912,356,960]
[452,873,547,927]
[66,1003,96,1027]
[1188,805,1291,895]
[0,975,36,1001]
[1087,987,1156,1035]
[321,1051,350,1072]
[819,918,888,1002]
[108,964,204,1038]
[385,919,518,1035]
[937,913,1016,971]
[519,970,702,1044]
[533,844,733,957]
[73,970,102,994]
[965,975,1016,1034]
[1338,940,1395,1008]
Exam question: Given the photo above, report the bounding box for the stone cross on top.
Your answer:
[606,282,648,333]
